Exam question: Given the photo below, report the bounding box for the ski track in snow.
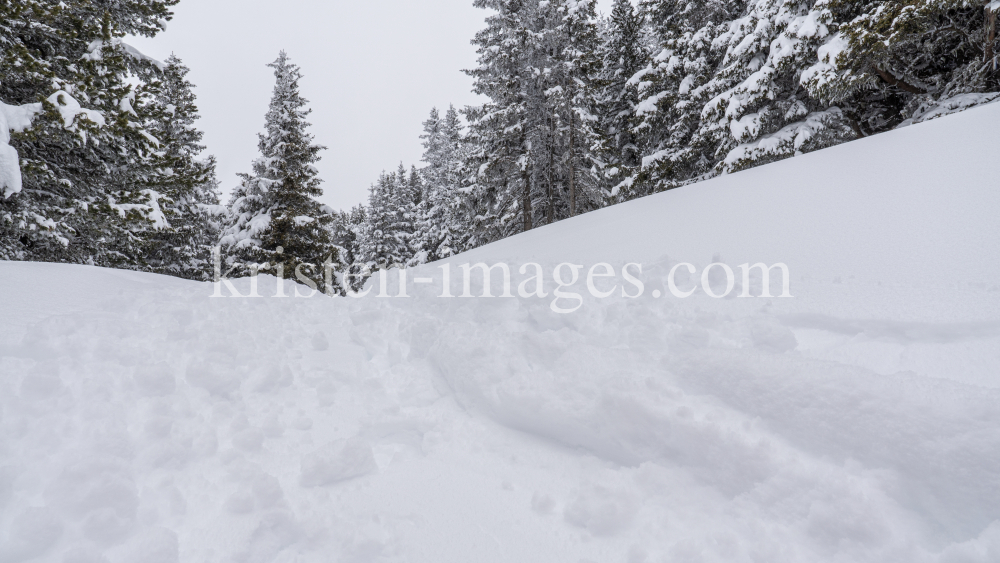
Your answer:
[1,105,1000,562]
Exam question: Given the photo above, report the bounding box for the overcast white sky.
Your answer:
[130,0,619,211]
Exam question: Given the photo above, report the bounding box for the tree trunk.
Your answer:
[547,112,555,225]
[522,166,532,232]
[987,4,997,68]
[568,104,576,218]
[846,116,867,139]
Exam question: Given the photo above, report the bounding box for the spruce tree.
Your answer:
[595,0,649,203]
[343,204,368,291]
[464,0,603,246]
[631,0,853,190]
[402,164,426,265]
[626,0,751,196]
[802,0,1000,135]
[142,55,221,280]
[464,0,539,245]
[546,0,603,218]
[358,168,413,271]
[411,105,467,262]
[323,204,368,292]
[0,0,178,266]
[220,52,337,291]
[327,208,357,265]
[695,0,853,173]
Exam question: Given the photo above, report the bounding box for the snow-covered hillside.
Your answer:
[2,103,999,563]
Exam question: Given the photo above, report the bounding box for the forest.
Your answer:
[2,0,997,291]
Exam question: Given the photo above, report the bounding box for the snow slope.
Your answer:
[1,103,999,563]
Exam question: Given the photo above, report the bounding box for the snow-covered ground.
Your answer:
[2,103,999,563]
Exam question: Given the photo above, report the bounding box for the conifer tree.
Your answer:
[595,0,649,203]
[464,0,603,246]
[635,0,735,189]
[464,0,539,245]
[325,204,368,292]
[547,0,603,218]
[0,0,178,265]
[697,0,854,172]
[343,204,369,291]
[802,0,1000,135]
[357,168,413,270]
[220,52,337,291]
[411,105,467,262]
[631,0,853,191]
[327,209,356,264]
[402,164,427,264]
[142,55,221,280]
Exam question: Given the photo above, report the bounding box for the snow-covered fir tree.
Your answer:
[220,52,339,292]
[463,0,539,245]
[464,0,603,246]
[627,0,744,195]
[402,164,424,264]
[521,0,604,223]
[319,203,371,293]
[0,0,178,266]
[701,0,856,173]
[142,55,221,281]
[357,166,416,271]
[802,0,1000,135]
[410,106,468,263]
[630,0,854,193]
[595,0,650,203]
[327,208,358,266]
[628,0,743,196]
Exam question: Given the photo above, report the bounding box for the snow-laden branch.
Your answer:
[722,108,844,172]
[84,39,166,71]
[0,100,43,199]
[898,92,1000,127]
[108,189,172,230]
[1,88,111,199]
[47,91,106,133]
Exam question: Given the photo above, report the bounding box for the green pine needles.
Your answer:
[219,52,341,293]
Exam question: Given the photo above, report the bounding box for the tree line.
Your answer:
[2,0,997,291]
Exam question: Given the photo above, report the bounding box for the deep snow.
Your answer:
[1,103,999,563]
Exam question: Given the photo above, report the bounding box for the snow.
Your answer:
[142,190,171,231]
[47,91,106,135]
[634,91,667,116]
[107,190,171,230]
[1,87,114,200]
[0,101,42,199]
[723,107,842,167]
[0,133,21,200]
[898,93,1000,128]
[801,33,850,92]
[785,9,829,39]
[120,42,166,71]
[678,74,695,96]
[84,39,166,71]
[2,103,1000,562]
[728,111,761,141]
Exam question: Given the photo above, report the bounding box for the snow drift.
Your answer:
[1,103,999,563]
